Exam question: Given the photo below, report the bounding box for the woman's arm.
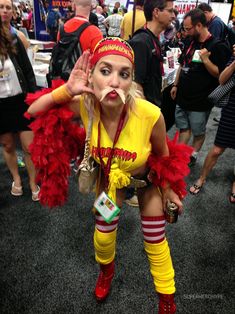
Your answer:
[219,60,235,85]
[150,114,169,157]
[28,50,94,117]
[16,29,30,49]
[150,114,183,212]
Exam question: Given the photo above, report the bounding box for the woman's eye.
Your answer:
[100,68,110,76]
[120,72,130,79]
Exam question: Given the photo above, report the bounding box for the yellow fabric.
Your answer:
[144,239,176,294]
[94,228,117,264]
[120,10,146,41]
[51,85,73,104]
[80,98,161,202]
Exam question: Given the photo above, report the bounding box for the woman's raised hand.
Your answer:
[66,50,94,97]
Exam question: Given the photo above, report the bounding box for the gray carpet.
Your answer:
[0,107,234,314]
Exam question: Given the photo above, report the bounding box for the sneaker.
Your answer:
[188,156,197,167]
[125,195,139,207]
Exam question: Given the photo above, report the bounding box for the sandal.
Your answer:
[32,185,40,202]
[11,181,23,196]
[229,193,235,204]
[189,183,204,195]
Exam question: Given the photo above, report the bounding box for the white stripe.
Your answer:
[141,220,166,225]
[96,224,118,232]
[95,215,119,223]
[142,226,165,233]
[144,234,165,242]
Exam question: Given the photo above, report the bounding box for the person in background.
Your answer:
[95,5,106,37]
[0,16,39,200]
[121,7,127,16]
[63,4,75,22]
[0,0,29,49]
[27,37,192,314]
[102,4,109,18]
[58,0,103,54]
[104,7,123,37]
[127,0,175,207]
[189,47,235,198]
[171,9,231,167]
[120,0,145,40]
[197,3,229,124]
[89,9,99,27]
[46,5,62,41]
[1,0,31,168]
[198,3,225,40]
[11,4,22,29]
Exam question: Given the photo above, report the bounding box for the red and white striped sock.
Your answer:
[95,214,119,233]
[141,215,166,243]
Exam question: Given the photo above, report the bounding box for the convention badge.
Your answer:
[0,69,11,81]
[94,191,120,224]
[192,50,202,63]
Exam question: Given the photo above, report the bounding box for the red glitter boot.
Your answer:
[94,261,115,301]
[158,293,176,314]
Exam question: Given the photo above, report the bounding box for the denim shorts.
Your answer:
[175,105,211,136]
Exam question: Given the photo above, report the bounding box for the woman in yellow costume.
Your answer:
[27,37,192,314]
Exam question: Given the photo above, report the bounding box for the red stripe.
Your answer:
[141,215,165,221]
[96,228,116,233]
[144,238,165,244]
[141,223,165,228]
[96,219,118,226]
[143,231,165,237]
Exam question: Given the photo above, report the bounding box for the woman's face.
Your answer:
[0,0,13,25]
[90,55,133,108]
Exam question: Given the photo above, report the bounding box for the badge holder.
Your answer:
[94,192,120,223]
[192,50,202,63]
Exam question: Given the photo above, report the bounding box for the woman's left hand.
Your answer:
[161,187,183,215]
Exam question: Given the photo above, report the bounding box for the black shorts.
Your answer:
[0,93,33,135]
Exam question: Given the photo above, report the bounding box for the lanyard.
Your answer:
[97,105,127,190]
[152,38,164,76]
[183,33,212,66]
[143,26,164,76]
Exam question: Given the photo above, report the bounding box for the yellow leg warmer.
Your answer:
[94,228,117,265]
[144,238,176,294]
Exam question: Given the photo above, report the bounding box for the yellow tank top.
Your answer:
[80,98,161,201]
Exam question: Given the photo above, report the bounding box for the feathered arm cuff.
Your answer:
[25,80,86,208]
[148,132,193,199]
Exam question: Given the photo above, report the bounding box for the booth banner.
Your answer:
[174,0,208,21]
[34,0,71,40]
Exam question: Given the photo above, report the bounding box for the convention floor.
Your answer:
[0,107,234,314]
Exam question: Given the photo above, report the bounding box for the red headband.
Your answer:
[91,37,135,66]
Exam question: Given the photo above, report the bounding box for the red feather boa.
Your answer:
[148,132,193,199]
[25,80,85,208]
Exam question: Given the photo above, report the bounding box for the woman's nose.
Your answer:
[110,73,119,88]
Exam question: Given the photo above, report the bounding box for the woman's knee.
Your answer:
[138,185,164,216]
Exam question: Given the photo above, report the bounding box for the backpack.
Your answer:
[47,22,90,85]
[46,10,60,29]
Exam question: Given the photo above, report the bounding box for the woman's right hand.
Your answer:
[66,50,95,97]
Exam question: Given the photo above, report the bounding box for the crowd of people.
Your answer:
[1,0,235,313]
